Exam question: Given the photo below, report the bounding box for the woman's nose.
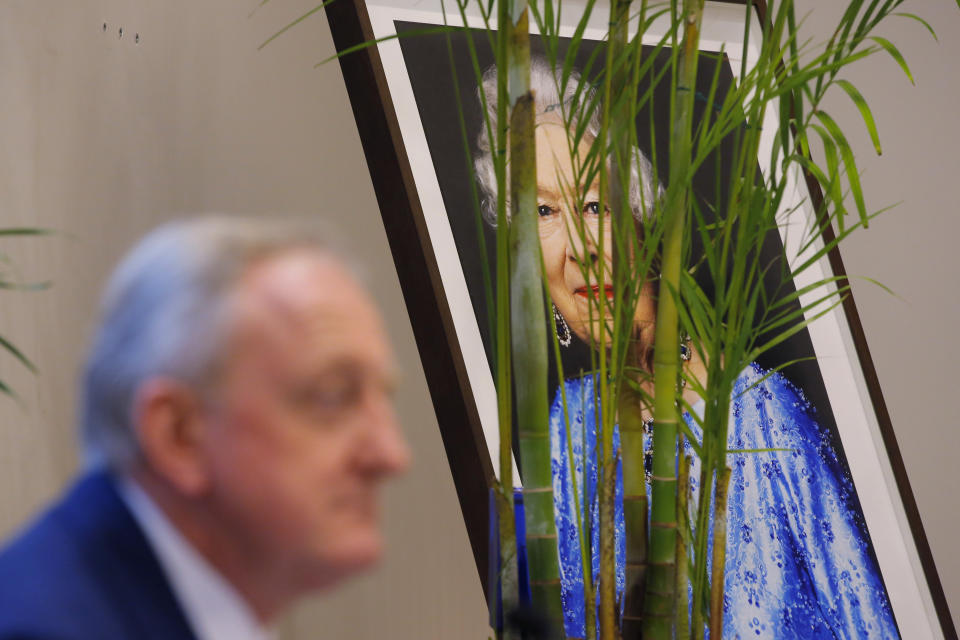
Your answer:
[565,214,600,265]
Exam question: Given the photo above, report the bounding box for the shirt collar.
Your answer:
[117,476,276,640]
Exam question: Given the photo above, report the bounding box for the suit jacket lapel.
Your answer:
[55,472,199,640]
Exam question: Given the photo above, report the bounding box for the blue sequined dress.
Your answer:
[544,363,898,639]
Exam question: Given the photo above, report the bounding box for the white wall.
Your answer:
[0,0,956,636]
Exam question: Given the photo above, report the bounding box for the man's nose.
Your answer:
[360,396,411,476]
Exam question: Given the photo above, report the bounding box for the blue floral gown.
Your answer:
[539,363,898,639]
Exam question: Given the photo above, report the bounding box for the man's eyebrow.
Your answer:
[311,359,400,384]
[312,358,365,374]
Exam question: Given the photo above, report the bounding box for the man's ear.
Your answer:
[131,378,211,497]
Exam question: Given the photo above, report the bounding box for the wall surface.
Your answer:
[0,0,488,637]
[795,1,960,634]
[0,0,956,637]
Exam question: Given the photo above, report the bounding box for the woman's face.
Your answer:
[535,122,655,347]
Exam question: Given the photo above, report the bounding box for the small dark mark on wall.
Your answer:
[102,21,140,45]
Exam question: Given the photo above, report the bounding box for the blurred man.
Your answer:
[0,218,411,639]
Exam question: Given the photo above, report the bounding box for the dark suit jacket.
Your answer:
[0,472,198,639]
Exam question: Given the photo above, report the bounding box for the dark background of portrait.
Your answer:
[396,22,848,455]
[397,20,894,605]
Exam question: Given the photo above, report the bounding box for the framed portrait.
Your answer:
[323,0,955,636]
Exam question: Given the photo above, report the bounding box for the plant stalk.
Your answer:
[508,2,564,631]
[675,448,691,640]
[495,0,518,637]
[643,2,704,638]
[604,2,650,639]
[708,466,732,639]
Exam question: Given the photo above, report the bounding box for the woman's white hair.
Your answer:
[80,216,331,470]
[474,56,660,225]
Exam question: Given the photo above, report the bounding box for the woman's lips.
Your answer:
[574,284,614,300]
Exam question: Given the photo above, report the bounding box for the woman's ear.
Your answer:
[130,378,211,497]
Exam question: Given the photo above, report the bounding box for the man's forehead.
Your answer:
[229,251,389,358]
[243,250,352,297]
[241,251,372,319]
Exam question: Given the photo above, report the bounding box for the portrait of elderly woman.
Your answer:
[468,57,899,639]
[393,24,900,639]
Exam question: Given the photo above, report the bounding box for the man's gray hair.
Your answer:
[474,56,660,225]
[80,216,328,469]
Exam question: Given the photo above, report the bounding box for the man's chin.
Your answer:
[327,531,384,574]
[296,536,383,595]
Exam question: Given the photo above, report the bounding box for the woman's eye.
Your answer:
[585,201,601,215]
[537,204,555,217]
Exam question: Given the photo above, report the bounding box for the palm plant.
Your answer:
[466,0,938,638]
[0,228,49,399]
[272,0,947,636]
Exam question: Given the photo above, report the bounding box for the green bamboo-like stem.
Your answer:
[597,2,636,637]
[495,485,518,640]
[689,471,707,640]
[495,0,518,636]
[596,296,617,637]
[708,467,732,640]
[689,378,736,640]
[602,2,650,639]
[689,397,722,640]
[595,64,616,640]
[675,447,691,640]
[597,385,616,637]
[507,3,564,629]
[688,19,763,627]
[619,386,648,640]
[643,2,703,638]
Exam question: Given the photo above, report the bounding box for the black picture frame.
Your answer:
[323,1,956,636]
